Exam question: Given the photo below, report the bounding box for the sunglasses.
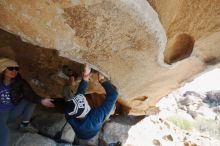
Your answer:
[7,67,19,71]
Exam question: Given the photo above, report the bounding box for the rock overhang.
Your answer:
[1,0,220,115]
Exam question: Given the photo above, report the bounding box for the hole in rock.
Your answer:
[163,33,195,64]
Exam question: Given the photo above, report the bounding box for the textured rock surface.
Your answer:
[99,115,220,146]
[148,0,220,64]
[0,0,220,115]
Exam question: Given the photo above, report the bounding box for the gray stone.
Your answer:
[100,116,143,145]
[32,112,75,143]
[205,90,220,105]
[10,132,72,146]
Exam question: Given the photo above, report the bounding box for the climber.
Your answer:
[0,58,55,146]
[64,64,119,145]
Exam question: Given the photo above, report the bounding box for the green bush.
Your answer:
[167,116,193,131]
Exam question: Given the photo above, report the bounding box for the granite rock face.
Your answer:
[0,0,220,115]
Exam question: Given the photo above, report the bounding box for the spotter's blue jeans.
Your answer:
[0,99,36,146]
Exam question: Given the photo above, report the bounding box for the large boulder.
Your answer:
[0,0,220,115]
